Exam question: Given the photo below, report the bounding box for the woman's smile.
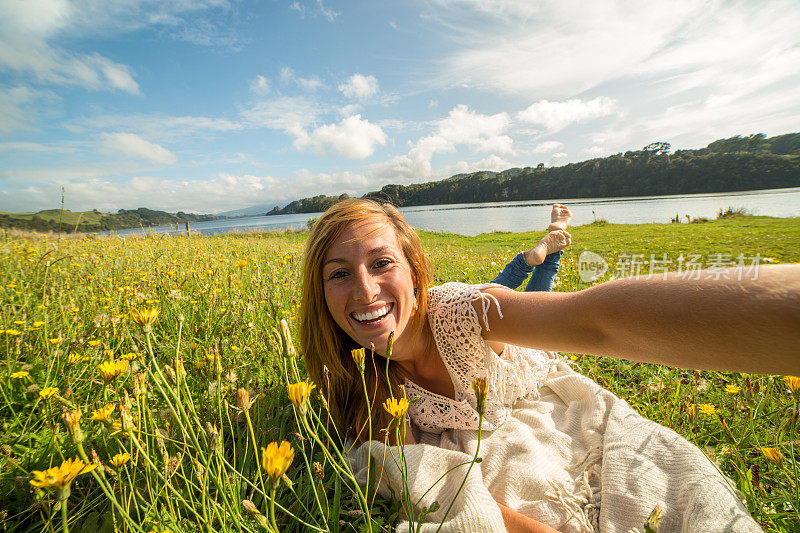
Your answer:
[322,219,417,356]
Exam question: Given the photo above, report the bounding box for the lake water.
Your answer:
[106,186,800,238]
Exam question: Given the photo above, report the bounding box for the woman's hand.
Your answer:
[479,264,800,375]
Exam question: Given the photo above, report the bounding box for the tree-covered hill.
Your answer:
[265,132,800,215]
[0,207,223,234]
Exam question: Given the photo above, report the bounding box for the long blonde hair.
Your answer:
[300,198,431,443]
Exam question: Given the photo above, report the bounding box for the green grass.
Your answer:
[0,217,798,532]
[1,209,108,226]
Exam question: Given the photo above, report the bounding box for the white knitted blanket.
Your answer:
[349,283,761,532]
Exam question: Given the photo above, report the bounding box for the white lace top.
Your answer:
[405,282,561,434]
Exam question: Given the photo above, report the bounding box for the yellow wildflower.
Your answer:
[724,384,741,394]
[261,441,294,482]
[383,397,409,420]
[11,371,29,378]
[29,457,98,494]
[697,404,716,416]
[87,340,102,347]
[63,408,81,429]
[110,452,131,467]
[88,404,115,422]
[129,307,160,330]
[5,329,21,336]
[39,387,59,399]
[236,259,248,268]
[351,348,365,371]
[121,352,139,361]
[287,381,316,409]
[472,377,487,416]
[98,360,128,383]
[33,321,45,328]
[49,337,63,345]
[783,376,800,394]
[686,403,696,416]
[760,446,783,465]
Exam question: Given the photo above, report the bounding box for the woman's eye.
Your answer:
[374,259,392,269]
[329,270,348,280]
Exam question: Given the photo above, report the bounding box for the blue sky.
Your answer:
[1,0,799,214]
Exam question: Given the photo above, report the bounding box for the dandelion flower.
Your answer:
[88,403,115,422]
[39,387,59,399]
[783,376,800,394]
[121,352,139,361]
[129,307,159,330]
[49,337,63,345]
[110,452,130,467]
[351,348,365,371]
[10,371,29,379]
[383,397,409,420]
[88,340,102,347]
[29,457,98,492]
[472,377,487,416]
[760,446,783,465]
[287,381,316,409]
[261,441,294,482]
[68,353,82,364]
[724,384,741,394]
[33,321,45,328]
[98,360,128,383]
[236,260,248,268]
[5,329,21,336]
[685,403,696,416]
[698,404,717,416]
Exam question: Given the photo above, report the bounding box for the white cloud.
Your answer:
[518,97,617,132]
[280,67,324,90]
[415,105,513,158]
[240,96,319,134]
[249,75,270,95]
[338,74,379,99]
[585,146,606,156]
[0,86,37,134]
[549,152,568,166]
[435,0,800,106]
[532,140,563,154]
[101,133,176,165]
[67,113,243,141]
[289,0,339,22]
[294,115,387,159]
[338,104,362,117]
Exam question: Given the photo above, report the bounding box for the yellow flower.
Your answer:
[129,307,160,330]
[287,381,316,409]
[89,403,115,422]
[697,403,716,416]
[32,321,45,328]
[783,376,800,394]
[351,348,365,371]
[383,397,409,420]
[724,384,741,394]
[39,387,59,399]
[49,337,63,345]
[472,377,487,416]
[5,329,21,335]
[261,441,294,482]
[110,452,131,467]
[120,352,139,361]
[63,408,81,429]
[98,360,129,383]
[236,259,248,268]
[11,371,29,378]
[29,457,98,491]
[87,340,102,347]
[760,446,783,465]
[685,403,696,416]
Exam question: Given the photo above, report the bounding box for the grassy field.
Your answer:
[1,216,798,532]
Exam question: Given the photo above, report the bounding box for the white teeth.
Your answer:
[353,304,391,323]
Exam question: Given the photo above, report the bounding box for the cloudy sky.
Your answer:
[1,0,798,214]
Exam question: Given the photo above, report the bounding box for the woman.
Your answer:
[300,198,799,532]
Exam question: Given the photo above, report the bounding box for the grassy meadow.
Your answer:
[1,215,799,532]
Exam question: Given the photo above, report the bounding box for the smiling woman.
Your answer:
[300,198,799,532]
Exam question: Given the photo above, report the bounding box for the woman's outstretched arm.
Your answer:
[480,264,800,375]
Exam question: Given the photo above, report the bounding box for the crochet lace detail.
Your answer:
[407,282,560,434]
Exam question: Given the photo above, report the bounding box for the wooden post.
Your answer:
[185,221,190,236]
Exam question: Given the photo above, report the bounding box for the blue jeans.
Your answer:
[491,250,563,292]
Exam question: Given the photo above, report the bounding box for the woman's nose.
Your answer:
[352,267,379,302]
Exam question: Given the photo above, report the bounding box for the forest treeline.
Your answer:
[266,132,800,215]
[0,207,223,234]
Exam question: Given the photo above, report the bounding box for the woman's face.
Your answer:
[322,218,417,357]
